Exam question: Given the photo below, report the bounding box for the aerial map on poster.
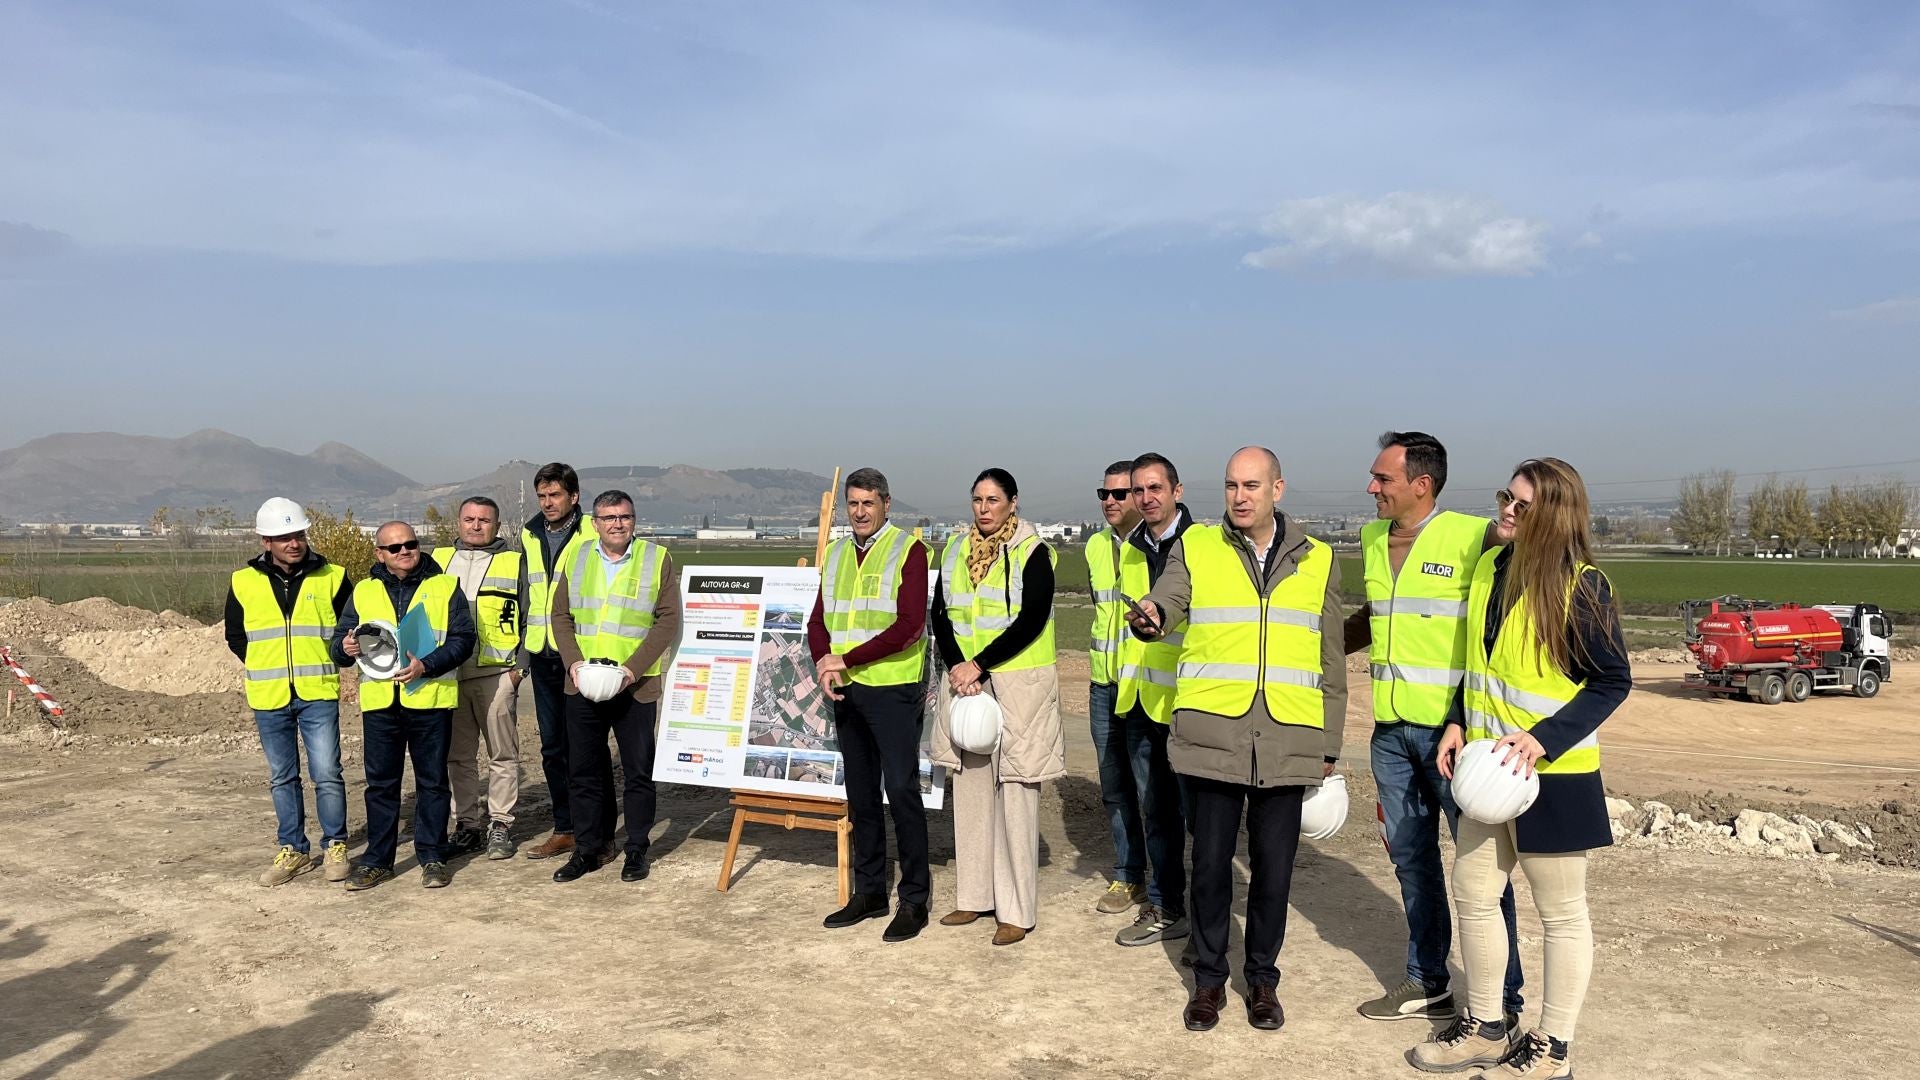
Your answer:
[652,564,946,809]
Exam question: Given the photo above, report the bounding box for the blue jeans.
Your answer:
[361,706,453,869]
[253,697,347,853]
[1372,722,1525,1013]
[528,651,572,834]
[1119,705,1187,917]
[1089,682,1145,885]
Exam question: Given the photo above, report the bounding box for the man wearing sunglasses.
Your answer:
[1345,431,1524,1032]
[331,521,476,890]
[1086,461,1147,915]
[224,497,354,887]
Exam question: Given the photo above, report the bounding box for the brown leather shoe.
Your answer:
[524,832,574,860]
[940,910,989,926]
[1184,985,1226,1031]
[1246,984,1284,1031]
[991,923,1028,946]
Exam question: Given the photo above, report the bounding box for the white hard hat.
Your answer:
[1450,739,1541,825]
[947,692,1003,755]
[575,660,627,703]
[1300,772,1349,840]
[256,497,311,536]
[353,620,402,680]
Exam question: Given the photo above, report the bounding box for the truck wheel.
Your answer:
[1785,671,1812,703]
[1758,673,1786,706]
[1855,669,1881,699]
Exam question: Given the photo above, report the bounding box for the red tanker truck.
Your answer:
[1682,595,1892,703]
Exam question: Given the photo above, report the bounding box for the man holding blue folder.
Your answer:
[333,521,476,890]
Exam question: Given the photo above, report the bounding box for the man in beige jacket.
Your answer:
[436,496,527,862]
[1132,446,1346,1033]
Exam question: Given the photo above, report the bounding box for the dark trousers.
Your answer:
[361,706,452,869]
[1119,705,1189,916]
[835,681,930,905]
[1189,776,1304,990]
[528,651,572,834]
[565,693,658,858]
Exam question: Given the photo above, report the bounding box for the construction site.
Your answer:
[3,593,1917,1078]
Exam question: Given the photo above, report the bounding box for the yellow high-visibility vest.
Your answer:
[521,515,592,654]
[353,574,461,710]
[820,523,927,687]
[232,563,344,709]
[940,531,1057,672]
[1114,537,1185,724]
[434,547,523,668]
[1462,550,1603,774]
[1362,511,1486,726]
[1172,525,1331,727]
[567,539,670,675]
[1085,526,1125,685]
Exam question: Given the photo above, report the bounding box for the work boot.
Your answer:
[1409,1015,1513,1073]
[323,841,351,882]
[445,825,486,857]
[1360,977,1455,1022]
[1478,1031,1573,1079]
[524,832,574,860]
[1096,880,1147,915]
[1115,904,1189,947]
[484,823,515,861]
[258,846,314,887]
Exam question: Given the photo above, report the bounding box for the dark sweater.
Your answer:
[932,546,1055,672]
[328,555,478,696]
[1446,548,1632,853]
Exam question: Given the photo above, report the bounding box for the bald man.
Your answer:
[1130,447,1347,1032]
[332,521,477,890]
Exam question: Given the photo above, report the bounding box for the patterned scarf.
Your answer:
[967,514,1020,585]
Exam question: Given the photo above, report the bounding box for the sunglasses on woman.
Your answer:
[378,539,421,554]
[1495,490,1531,515]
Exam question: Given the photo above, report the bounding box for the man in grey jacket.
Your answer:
[1131,446,1346,1033]
[435,496,527,862]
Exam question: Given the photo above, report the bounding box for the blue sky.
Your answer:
[2,0,1916,519]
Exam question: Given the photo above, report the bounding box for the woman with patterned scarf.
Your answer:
[929,468,1067,945]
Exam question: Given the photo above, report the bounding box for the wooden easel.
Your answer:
[714,469,852,902]
[714,791,853,903]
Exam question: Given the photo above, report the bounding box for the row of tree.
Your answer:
[1669,471,1913,556]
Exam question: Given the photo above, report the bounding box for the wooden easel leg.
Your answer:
[717,807,747,893]
[836,817,852,905]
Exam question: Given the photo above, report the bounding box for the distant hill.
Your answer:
[392,462,907,527]
[0,430,416,522]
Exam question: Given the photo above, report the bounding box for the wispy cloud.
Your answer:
[1830,295,1920,323]
[1244,193,1548,278]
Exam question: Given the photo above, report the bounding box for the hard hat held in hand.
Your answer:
[575,660,627,703]
[352,621,403,681]
[255,497,311,536]
[947,692,1004,755]
[1450,739,1541,825]
[1300,772,1349,840]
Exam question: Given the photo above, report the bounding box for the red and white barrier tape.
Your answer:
[0,645,65,722]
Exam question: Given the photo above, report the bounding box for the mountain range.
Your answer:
[0,431,886,525]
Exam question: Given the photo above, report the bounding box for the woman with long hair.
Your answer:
[1411,458,1632,1079]
[929,468,1067,946]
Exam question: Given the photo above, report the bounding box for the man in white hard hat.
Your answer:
[222,497,354,887]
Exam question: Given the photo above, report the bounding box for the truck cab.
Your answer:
[1814,604,1894,692]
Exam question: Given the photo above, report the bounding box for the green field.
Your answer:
[7,541,1915,651]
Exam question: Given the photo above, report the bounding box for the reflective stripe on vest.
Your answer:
[1114,535,1186,724]
[1363,511,1486,726]
[434,547,523,667]
[232,563,344,710]
[1171,525,1330,727]
[1461,551,1602,775]
[353,574,460,710]
[1085,526,1125,685]
[820,523,927,687]
[569,539,669,675]
[521,517,592,654]
[940,531,1057,673]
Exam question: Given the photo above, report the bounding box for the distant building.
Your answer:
[695,527,759,541]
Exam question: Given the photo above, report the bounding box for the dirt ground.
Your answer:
[5,649,1920,1078]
